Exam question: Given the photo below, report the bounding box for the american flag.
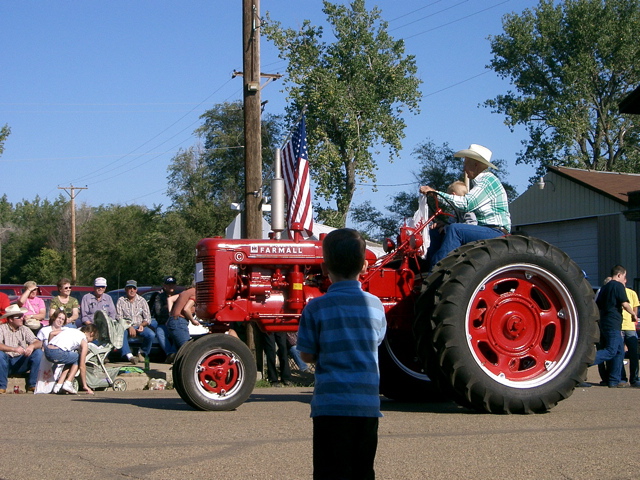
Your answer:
[282,116,313,236]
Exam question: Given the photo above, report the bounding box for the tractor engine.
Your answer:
[194,234,417,333]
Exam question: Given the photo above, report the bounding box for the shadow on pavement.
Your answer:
[381,398,477,415]
[246,391,313,404]
[72,396,194,411]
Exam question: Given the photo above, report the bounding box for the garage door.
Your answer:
[519,218,598,282]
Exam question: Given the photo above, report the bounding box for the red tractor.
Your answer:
[172,196,598,414]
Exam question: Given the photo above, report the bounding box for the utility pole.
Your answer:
[58,185,87,284]
[242,0,262,240]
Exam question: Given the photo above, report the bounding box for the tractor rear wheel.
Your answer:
[414,241,482,407]
[176,333,257,411]
[429,235,598,413]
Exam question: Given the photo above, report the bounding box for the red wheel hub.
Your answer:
[467,269,571,383]
[197,353,240,395]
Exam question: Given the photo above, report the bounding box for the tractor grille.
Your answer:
[196,251,215,305]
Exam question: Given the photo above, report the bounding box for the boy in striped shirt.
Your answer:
[298,228,387,479]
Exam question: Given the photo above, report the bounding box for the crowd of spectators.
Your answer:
[0,275,189,394]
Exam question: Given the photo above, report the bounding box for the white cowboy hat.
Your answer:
[454,144,498,170]
[1,304,27,320]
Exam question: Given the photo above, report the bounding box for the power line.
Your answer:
[402,1,512,40]
[389,0,469,32]
[70,81,246,190]
[67,77,235,185]
[387,1,445,23]
[424,70,491,97]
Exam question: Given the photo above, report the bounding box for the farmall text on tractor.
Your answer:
[172,193,598,414]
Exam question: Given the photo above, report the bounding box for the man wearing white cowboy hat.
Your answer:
[420,144,511,267]
[0,304,44,393]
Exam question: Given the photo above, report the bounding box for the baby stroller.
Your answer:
[82,310,129,391]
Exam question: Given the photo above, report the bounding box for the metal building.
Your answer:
[510,166,640,289]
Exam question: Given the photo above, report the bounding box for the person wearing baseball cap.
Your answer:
[115,280,154,364]
[17,280,46,330]
[79,276,116,327]
[419,144,511,268]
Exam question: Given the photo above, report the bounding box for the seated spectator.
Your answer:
[37,310,67,347]
[45,324,98,395]
[49,278,80,327]
[0,304,44,393]
[80,277,116,327]
[17,281,46,331]
[116,280,155,364]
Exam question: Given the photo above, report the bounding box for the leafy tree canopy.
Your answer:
[0,124,9,157]
[166,101,283,238]
[264,0,422,227]
[485,0,640,179]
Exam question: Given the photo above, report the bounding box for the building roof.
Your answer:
[619,84,640,114]
[549,166,640,205]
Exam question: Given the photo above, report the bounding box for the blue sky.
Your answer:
[1,0,540,220]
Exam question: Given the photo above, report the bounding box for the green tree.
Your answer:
[166,101,283,239]
[21,248,68,283]
[0,124,9,157]
[485,0,640,178]
[76,205,162,287]
[1,196,68,283]
[264,0,422,227]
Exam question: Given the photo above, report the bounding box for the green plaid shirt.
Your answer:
[439,171,511,232]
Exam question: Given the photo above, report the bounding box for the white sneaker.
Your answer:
[53,383,62,394]
[62,382,78,395]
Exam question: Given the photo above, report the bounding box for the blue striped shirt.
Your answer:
[297,280,387,418]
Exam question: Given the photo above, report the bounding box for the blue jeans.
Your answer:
[593,329,624,386]
[151,319,176,355]
[167,316,191,349]
[118,326,156,358]
[621,330,639,384]
[0,349,44,389]
[288,344,309,371]
[429,222,503,268]
[44,346,79,366]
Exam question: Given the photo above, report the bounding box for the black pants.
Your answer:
[261,331,291,383]
[313,416,378,480]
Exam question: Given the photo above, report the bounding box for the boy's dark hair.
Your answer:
[323,228,366,278]
[611,265,626,277]
[80,324,99,340]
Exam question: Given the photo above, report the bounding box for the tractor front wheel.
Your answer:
[176,333,257,411]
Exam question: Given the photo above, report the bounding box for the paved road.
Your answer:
[2,366,640,480]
